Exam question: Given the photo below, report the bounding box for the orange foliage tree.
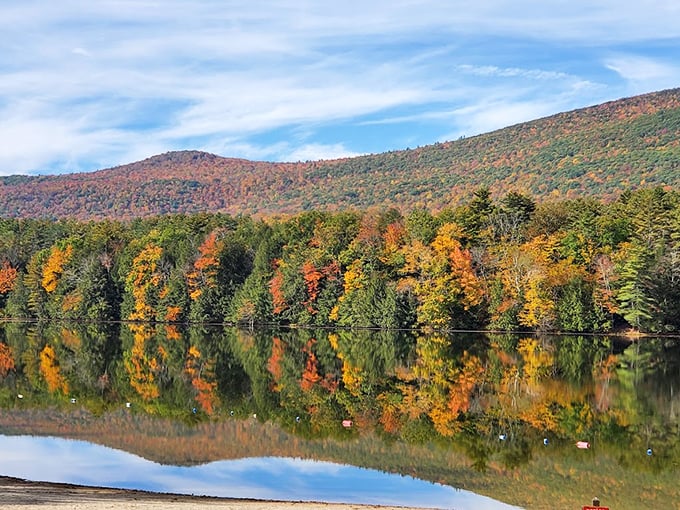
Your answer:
[187,231,221,301]
[267,336,286,390]
[269,261,287,314]
[0,342,15,378]
[0,261,18,294]
[184,344,219,414]
[300,338,322,391]
[447,352,484,416]
[301,261,323,314]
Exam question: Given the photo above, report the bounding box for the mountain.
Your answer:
[2,88,680,220]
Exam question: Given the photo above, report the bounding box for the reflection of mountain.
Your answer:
[2,324,680,509]
[1,406,679,510]
[0,435,478,509]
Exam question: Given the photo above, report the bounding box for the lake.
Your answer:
[0,322,678,509]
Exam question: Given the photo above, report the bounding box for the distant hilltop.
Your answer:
[1,87,679,220]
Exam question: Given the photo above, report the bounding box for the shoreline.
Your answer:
[0,476,430,510]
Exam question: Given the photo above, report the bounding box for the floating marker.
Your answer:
[543,438,549,446]
[499,433,507,441]
[576,441,590,449]
[70,398,77,404]
[647,448,653,456]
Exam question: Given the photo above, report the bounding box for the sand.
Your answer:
[0,476,428,510]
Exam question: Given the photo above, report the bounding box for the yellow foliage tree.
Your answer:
[518,278,556,329]
[517,337,554,395]
[126,243,163,321]
[124,324,160,400]
[399,223,484,328]
[41,245,73,293]
[39,344,69,394]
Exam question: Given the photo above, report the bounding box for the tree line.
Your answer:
[1,186,679,333]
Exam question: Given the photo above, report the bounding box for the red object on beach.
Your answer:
[342,420,353,428]
[576,441,590,449]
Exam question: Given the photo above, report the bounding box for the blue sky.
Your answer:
[1,1,679,176]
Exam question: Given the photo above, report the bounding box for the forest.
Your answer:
[0,186,679,334]
[2,186,680,509]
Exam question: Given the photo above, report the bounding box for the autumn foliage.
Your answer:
[0,261,18,294]
[187,231,221,300]
[0,342,14,378]
[39,344,69,394]
[2,89,680,221]
[41,245,73,293]
[184,344,219,414]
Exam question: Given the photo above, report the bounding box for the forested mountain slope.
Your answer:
[1,88,679,220]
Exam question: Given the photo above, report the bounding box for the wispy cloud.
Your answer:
[605,55,680,94]
[0,1,678,175]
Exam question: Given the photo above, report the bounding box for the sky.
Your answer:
[1,1,679,176]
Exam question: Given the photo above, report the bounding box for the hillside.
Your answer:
[2,88,680,220]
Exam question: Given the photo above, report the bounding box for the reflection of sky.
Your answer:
[0,435,521,510]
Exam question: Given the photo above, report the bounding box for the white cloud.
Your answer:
[448,100,557,140]
[71,47,91,58]
[605,55,680,93]
[457,64,572,81]
[280,143,363,162]
[0,1,678,175]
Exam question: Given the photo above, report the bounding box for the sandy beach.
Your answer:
[0,476,429,510]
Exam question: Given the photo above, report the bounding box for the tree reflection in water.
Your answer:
[0,322,679,509]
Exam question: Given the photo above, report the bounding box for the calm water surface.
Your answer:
[0,435,520,509]
[1,323,679,509]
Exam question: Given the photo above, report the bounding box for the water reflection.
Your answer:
[0,435,521,509]
[1,322,679,509]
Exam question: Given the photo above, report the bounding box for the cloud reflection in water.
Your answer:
[0,435,521,510]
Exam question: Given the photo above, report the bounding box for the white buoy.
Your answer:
[70,398,77,404]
